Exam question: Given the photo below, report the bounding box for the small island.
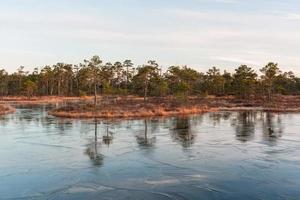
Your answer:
[49,96,214,118]
[49,95,300,119]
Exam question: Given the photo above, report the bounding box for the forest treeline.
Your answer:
[0,55,299,100]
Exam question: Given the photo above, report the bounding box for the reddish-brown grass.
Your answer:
[49,95,300,119]
[0,96,93,105]
[0,105,15,115]
[2,95,300,118]
[48,96,226,119]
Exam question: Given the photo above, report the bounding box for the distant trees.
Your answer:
[84,56,103,107]
[260,62,281,101]
[123,60,134,87]
[53,63,74,96]
[40,65,54,95]
[0,56,299,100]
[233,65,257,99]
[222,71,234,96]
[205,67,224,96]
[23,80,37,98]
[274,71,299,95]
[0,69,8,96]
[166,66,200,97]
[132,61,160,101]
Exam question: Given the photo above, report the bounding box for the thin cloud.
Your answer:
[213,56,262,66]
[283,13,300,20]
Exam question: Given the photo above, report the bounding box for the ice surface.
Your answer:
[0,106,299,199]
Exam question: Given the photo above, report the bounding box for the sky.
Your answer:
[0,0,300,74]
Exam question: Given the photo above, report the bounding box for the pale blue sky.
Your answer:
[0,0,300,73]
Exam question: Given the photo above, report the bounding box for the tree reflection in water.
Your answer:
[85,119,104,166]
[209,112,232,126]
[171,117,195,148]
[231,111,284,142]
[232,112,256,142]
[102,122,113,147]
[136,119,156,148]
[261,112,283,141]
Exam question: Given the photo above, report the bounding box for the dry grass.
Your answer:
[49,97,218,119]
[49,95,300,119]
[49,106,215,119]
[2,95,300,118]
[0,96,93,105]
[0,105,15,115]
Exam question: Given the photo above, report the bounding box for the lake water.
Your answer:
[0,105,299,200]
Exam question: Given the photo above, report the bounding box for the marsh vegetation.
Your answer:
[1,56,300,117]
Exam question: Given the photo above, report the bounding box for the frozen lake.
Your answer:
[0,105,299,199]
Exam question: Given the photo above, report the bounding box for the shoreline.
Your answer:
[48,95,300,119]
[1,95,300,118]
[219,107,300,113]
[0,105,16,115]
[49,106,300,119]
[49,106,219,119]
[0,96,93,105]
